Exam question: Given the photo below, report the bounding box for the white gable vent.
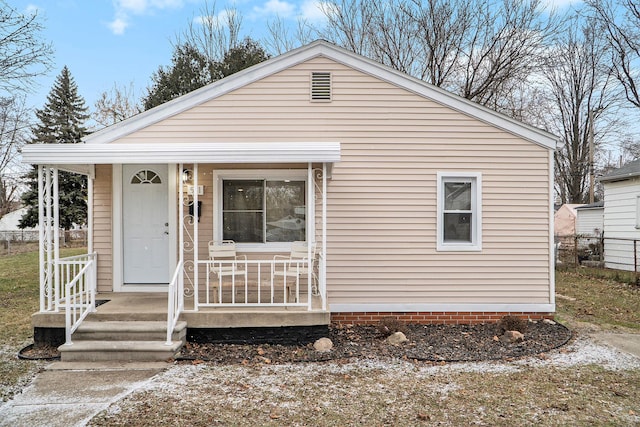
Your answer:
[311,72,332,102]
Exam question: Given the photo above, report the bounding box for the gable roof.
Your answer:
[600,158,640,182]
[83,40,557,150]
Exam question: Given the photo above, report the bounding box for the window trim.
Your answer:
[436,172,482,252]
[213,169,308,252]
[636,195,640,229]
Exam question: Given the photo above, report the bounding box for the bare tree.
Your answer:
[543,18,621,204]
[307,0,561,119]
[0,96,30,218]
[0,0,53,95]
[93,83,142,128]
[407,0,473,85]
[587,0,640,108]
[456,0,560,108]
[178,0,244,65]
[265,15,316,55]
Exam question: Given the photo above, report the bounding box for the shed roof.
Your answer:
[600,158,640,182]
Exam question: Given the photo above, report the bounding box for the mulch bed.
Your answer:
[177,321,573,364]
[18,321,572,363]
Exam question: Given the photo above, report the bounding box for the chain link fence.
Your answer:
[0,229,87,256]
[557,233,640,275]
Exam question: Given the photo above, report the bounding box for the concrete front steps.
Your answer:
[58,320,187,362]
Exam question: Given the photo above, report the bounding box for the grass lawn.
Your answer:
[555,267,640,330]
[0,247,85,401]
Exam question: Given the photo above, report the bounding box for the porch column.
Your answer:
[87,174,93,253]
[193,163,199,309]
[322,162,327,311]
[38,165,59,312]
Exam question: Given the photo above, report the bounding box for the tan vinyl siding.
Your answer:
[93,165,113,292]
[116,56,552,306]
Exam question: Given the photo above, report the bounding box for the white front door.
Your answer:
[122,165,170,284]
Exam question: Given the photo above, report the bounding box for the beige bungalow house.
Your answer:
[22,40,557,361]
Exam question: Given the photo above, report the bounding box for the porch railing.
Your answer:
[56,253,97,345]
[166,259,184,345]
[194,259,322,309]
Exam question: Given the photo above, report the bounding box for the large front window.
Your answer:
[222,178,306,243]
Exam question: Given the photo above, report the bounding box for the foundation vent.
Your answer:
[311,72,331,101]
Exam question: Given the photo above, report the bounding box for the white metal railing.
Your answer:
[195,259,323,309]
[318,253,326,311]
[166,260,184,345]
[56,253,97,345]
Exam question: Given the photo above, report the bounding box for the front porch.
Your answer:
[33,291,330,361]
[33,291,330,330]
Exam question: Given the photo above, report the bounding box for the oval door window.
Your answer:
[130,170,162,184]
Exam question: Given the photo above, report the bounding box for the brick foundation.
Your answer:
[330,312,555,325]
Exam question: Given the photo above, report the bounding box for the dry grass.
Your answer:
[0,247,86,401]
[555,268,640,330]
[89,360,640,426]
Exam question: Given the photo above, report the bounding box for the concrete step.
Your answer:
[73,321,187,342]
[59,340,183,362]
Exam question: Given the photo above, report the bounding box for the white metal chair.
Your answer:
[271,241,317,302]
[208,240,247,303]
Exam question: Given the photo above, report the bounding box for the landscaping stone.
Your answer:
[313,337,333,352]
[501,330,525,343]
[386,331,409,345]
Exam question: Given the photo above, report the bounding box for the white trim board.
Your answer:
[22,142,341,165]
[330,303,556,312]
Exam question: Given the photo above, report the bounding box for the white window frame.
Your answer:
[213,169,309,252]
[436,172,482,252]
[636,195,640,229]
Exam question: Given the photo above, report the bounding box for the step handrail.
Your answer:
[63,257,97,345]
[166,260,184,345]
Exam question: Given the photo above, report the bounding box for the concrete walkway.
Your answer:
[591,332,640,359]
[0,361,167,427]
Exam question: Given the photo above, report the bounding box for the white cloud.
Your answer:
[108,0,187,35]
[252,0,296,19]
[541,0,583,9]
[25,4,41,15]
[108,17,129,35]
[300,0,332,22]
[194,9,236,29]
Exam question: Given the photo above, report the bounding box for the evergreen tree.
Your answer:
[143,37,270,110]
[20,66,89,229]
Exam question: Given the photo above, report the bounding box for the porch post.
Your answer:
[322,162,327,311]
[193,163,199,309]
[37,165,45,312]
[87,174,94,253]
[307,163,313,310]
[53,167,60,311]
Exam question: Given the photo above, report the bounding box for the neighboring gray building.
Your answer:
[600,159,640,272]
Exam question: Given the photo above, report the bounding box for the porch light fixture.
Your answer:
[182,168,192,183]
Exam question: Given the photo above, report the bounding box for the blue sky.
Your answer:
[11,0,581,112]
[11,0,332,111]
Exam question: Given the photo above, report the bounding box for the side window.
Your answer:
[437,172,482,251]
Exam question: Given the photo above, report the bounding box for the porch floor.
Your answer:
[32,292,330,330]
